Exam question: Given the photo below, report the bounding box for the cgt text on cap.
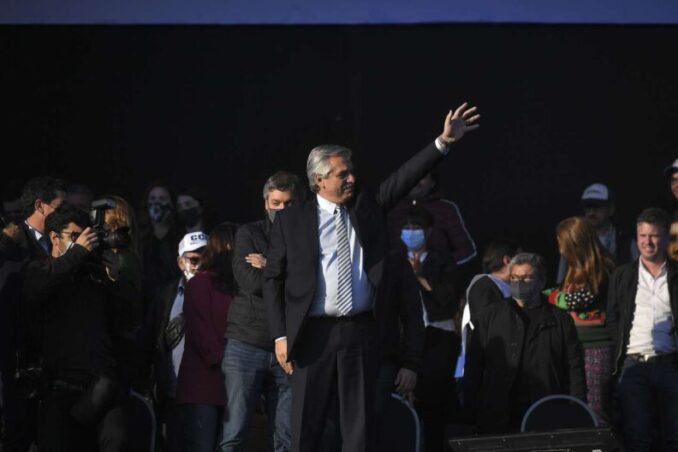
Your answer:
[581,183,610,202]
[663,158,678,177]
[178,231,208,256]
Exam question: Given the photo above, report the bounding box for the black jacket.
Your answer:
[378,250,425,372]
[264,142,444,360]
[419,249,459,322]
[607,259,678,375]
[0,223,49,371]
[143,278,182,399]
[226,219,273,350]
[467,275,506,325]
[22,245,135,382]
[463,297,586,433]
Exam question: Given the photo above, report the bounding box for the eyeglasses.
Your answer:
[60,231,81,242]
[182,256,201,266]
[509,275,534,283]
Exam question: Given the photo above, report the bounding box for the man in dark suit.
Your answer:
[1,176,65,452]
[263,103,480,452]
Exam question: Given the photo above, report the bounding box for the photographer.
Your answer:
[21,205,133,451]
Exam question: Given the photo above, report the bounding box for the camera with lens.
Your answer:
[90,198,131,250]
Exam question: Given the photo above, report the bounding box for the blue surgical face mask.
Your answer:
[400,228,426,251]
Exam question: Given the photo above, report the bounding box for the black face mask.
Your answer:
[510,280,542,307]
[177,207,201,228]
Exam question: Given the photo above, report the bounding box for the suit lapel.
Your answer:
[21,222,48,258]
[305,199,320,261]
[348,204,365,250]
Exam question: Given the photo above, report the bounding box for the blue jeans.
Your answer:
[177,403,221,452]
[219,339,292,452]
[616,356,678,452]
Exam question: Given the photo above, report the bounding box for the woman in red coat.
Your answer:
[176,222,237,452]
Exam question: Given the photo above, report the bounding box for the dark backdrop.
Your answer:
[3,25,678,279]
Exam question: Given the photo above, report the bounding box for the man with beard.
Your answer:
[220,171,304,452]
[264,103,480,451]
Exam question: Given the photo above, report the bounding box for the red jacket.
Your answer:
[176,271,231,405]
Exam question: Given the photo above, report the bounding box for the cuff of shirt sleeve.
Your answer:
[435,137,451,155]
[274,336,287,342]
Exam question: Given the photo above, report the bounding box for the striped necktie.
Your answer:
[334,206,353,316]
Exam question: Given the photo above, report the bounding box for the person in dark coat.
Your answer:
[464,252,586,434]
[1,176,65,452]
[264,103,480,452]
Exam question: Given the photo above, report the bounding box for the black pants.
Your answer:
[0,369,38,452]
[416,327,460,452]
[38,389,127,452]
[291,314,378,452]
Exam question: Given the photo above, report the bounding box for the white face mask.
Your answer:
[60,240,75,257]
[182,256,201,281]
[183,268,198,281]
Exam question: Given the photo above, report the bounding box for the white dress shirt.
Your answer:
[25,221,49,253]
[308,194,374,317]
[627,261,678,356]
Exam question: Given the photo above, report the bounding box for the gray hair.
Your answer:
[509,252,546,281]
[262,171,304,201]
[306,145,352,193]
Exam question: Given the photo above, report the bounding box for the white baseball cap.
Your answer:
[178,231,208,256]
[581,183,610,202]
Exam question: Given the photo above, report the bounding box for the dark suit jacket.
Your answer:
[378,250,425,372]
[142,278,181,398]
[263,142,444,360]
[607,259,678,375]
[419,249,459,322]
[0,222,49,370]
[17,222,50,261]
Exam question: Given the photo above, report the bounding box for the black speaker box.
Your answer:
[448,427,621,452]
